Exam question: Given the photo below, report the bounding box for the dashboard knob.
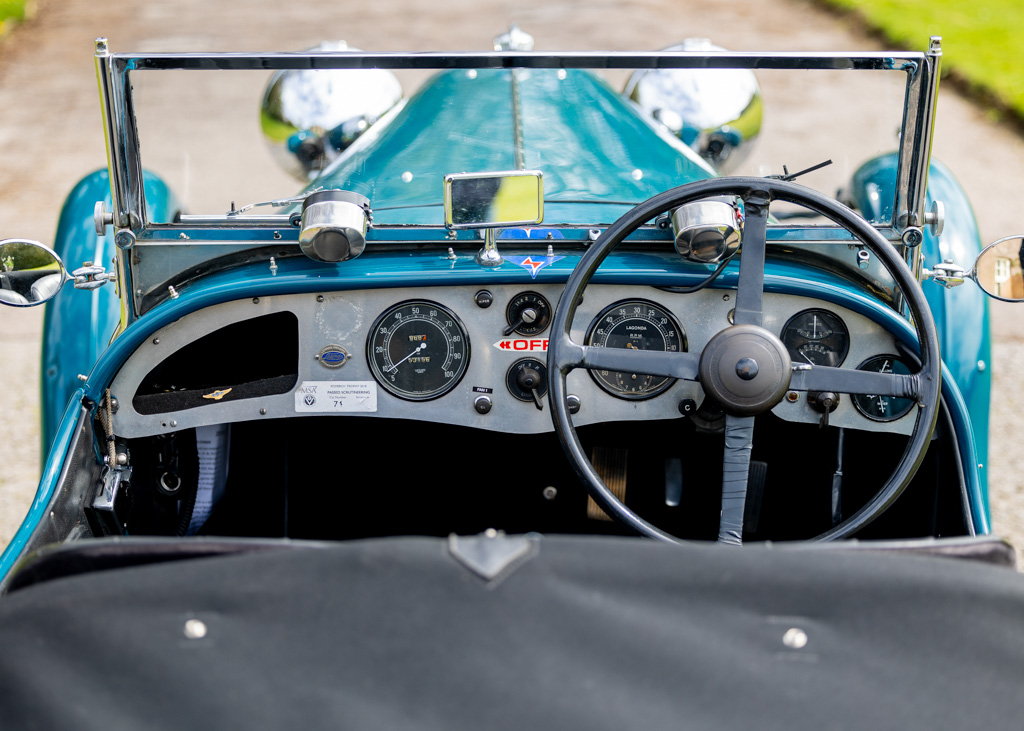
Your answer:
[474,395,493,414]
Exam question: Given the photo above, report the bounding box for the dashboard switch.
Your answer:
[474,395,493,414]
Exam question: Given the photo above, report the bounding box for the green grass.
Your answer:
[0,0,26,22]
[0,0,28,36]
[822,0,1024,121]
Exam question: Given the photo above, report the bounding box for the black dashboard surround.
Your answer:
[132,311,299,415]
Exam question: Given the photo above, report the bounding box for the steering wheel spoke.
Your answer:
[719,414,755,545]
[791,365,921,399]
[731,191,771,327]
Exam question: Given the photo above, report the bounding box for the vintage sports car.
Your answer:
[2,29,1024,728]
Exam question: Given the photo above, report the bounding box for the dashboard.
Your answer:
[109,284,917,438]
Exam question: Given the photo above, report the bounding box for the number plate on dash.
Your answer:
[294,381,378,413]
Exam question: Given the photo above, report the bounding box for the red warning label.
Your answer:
[493,338,549,352]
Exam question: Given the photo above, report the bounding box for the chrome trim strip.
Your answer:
[111,50,924,72]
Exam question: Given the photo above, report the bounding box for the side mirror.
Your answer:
[0,239,67,307]
[973,236,1024,302]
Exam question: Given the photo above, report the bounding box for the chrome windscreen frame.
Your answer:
[93,40,943,322]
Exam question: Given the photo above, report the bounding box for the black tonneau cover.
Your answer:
[1,534,1022,730]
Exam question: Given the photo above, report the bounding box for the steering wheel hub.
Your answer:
[698,324,792,415]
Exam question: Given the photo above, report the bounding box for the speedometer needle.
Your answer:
[386,342,427,373]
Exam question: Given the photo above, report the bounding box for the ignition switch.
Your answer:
[506,357,548,410]
[504,291,551,336]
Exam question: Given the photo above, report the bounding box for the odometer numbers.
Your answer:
[781,309,850,368]
[367,301,470,401]
[585,300,686,400]
[851,355,915,422]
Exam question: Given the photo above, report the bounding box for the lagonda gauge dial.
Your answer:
[851,355,915,422]
[368,301,470,401]
[585,300,686,400]
[781,308,850,367]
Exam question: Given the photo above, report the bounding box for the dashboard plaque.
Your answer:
[294,381,378,413]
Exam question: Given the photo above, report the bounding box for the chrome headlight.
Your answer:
[260,41,403,181]
[624,39,762,173]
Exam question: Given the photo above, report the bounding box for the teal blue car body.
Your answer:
[4,45,997,588]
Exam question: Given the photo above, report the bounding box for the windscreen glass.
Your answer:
[130,62,910,228]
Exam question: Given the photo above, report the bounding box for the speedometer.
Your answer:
[586,299,686,400]
[367,301,470,401]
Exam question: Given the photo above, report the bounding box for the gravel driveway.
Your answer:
[2,0,1024,560]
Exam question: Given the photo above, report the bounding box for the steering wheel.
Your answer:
[547,177,941,544]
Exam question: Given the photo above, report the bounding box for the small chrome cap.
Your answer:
[671,198,742,263]
[299,190,370,263]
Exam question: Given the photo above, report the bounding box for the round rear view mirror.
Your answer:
[0,239,67,307]
[973,235,1024,302]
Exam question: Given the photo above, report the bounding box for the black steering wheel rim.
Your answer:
[547,177,942,544]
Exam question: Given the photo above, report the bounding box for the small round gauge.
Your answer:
[781,309,850,367]
[586,299,686,400]
[505,291,551,336]
[851,355,915,422]
[367,301,470,401]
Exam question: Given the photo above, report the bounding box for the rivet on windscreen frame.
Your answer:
[168,285,179,300]
[252,297,260,304]
[316,295,324,303]
[259,408,267,416]
[782,627,808,649]
[183,619,207,640]
[722,294,730,301]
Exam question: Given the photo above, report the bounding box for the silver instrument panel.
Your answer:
[109,284,913,438]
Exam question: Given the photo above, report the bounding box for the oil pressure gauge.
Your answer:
[781,308,850,368]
